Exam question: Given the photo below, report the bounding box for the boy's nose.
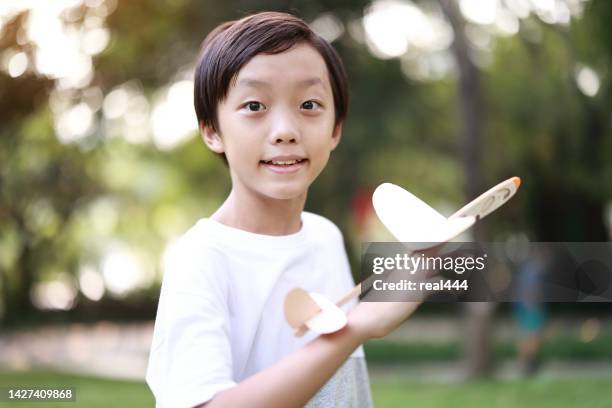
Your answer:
[269,112,300,144]
[272,133,298,144]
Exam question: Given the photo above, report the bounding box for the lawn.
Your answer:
[0,370,153,407]
[364,332,612,363]
[371,379,612,408]
[1,370,611,407]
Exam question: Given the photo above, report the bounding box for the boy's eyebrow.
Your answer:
[235,77,325,89]
[298,77,325,88]
[236,78,271,88]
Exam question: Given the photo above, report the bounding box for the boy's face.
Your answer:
[202,43,341,201]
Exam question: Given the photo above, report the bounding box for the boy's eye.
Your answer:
[301,100,321,110]
[244,102,266,112]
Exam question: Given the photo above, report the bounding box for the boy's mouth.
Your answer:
[260,157,308,174]
[260,158,306,166]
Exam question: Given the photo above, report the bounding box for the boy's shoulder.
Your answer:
[184,211,343,243]
[301,211,344,241]
[164,212,345,267]
[160,212,349,297]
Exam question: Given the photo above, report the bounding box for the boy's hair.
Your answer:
[194,11,349,134]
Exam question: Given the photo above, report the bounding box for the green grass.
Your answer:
[1,370,612,407]
[372,379,612,408]
[365,332,612,363]
[0,370,153,407]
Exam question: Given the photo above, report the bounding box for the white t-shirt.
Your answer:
[146,212,373,408]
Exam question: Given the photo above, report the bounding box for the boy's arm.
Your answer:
[199,300,421,408]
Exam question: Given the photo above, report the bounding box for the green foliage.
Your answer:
[1,0,611,323]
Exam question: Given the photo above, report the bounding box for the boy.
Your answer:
[146,11,422,408]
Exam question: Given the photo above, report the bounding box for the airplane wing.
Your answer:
[373,182,475,244]
[450,177,521,220]
[373,183,447,241]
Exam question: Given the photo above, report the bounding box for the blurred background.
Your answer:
[1,0,611,406]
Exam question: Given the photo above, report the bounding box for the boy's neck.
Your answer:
[211,189,306,236]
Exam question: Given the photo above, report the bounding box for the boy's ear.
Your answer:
[200,121,225,153]
[330,123,343,151]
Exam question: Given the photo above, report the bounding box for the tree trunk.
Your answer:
[438,0,494,378]
[8,213,36,325]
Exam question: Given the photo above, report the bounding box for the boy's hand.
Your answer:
[347,244,443,340]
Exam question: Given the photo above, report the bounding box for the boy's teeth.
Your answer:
[271,159,299,165]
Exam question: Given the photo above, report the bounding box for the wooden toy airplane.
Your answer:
[284,177,521,337]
